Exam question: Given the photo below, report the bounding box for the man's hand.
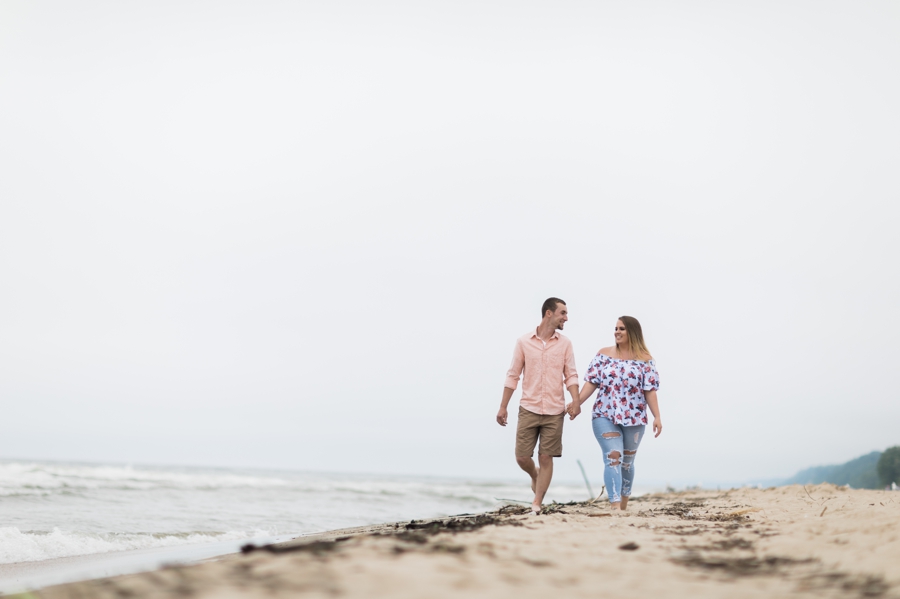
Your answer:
[566,402,581,420]
[496,407,508,426]
[652,419,663,437]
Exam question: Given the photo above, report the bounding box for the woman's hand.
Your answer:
[566,402,581,420]
[643,389,662,437]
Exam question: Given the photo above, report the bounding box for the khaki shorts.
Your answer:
[515,406,565,457]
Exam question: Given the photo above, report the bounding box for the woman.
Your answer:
[566,316,662,511]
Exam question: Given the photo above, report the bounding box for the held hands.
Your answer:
[653,419,663,437]
[566,402,581,420]
[496,407,508,426]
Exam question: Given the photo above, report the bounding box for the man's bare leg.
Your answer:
[515,456,539,493]
[532,454,553,513]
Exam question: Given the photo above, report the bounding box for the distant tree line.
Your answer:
[782,446,900,489]
[878,446,900,487]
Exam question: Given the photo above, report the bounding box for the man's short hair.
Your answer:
[541,297,566,318]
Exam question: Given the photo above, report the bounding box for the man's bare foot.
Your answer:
[531,467,540,493]
[531,502,542,515]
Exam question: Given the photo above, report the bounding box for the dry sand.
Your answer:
[9,484,900,599]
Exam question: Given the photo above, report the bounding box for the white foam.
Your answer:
[0,461,290,495]
[0,527,270,564]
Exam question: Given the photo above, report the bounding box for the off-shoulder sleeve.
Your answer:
[642,360,660,391]
[583,354,604,385]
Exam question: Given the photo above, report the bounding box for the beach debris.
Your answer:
[498,503,531,515]
[518,556,553,567]
[672,549,892,597]
[687,537,755,551]
[538,502,575,515]
[393,542,466,555]
[820,506,828,517]
[708,507,761,522]
[240,537,350,556]
[586,486,606,503]
[665,526,706,536]
[651,501,706,519]
[672,552,815,576]
[588,513,612,518]
[624,493,651,503]
[707,537,754,551]
[404,513,524,534]
[618,542,640,551]
[797,572,890,597]
[376,514,526,545]
[429,542,466,554]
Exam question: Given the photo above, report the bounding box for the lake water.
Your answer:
[0,459,610,565]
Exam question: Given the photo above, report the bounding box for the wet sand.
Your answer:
[0,536,293,595]
[9,484,900,599]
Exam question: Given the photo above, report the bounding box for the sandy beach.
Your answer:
[6,483,898,599]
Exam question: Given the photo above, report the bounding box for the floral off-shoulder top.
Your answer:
[583,353,660,426]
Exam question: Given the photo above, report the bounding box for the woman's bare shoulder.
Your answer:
[597,346,616,357]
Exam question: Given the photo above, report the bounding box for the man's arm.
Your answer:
[562,339,581,418]
[497,387,514,426]
[498,340,524,426]
[562,339,579,391]
[564,384,580,419]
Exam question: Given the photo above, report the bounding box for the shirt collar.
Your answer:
[532,328,560,341]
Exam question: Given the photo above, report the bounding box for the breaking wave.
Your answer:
[0,527,271,564]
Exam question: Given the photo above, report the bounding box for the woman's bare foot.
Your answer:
[620,496,629,511]
[609,501,622,511]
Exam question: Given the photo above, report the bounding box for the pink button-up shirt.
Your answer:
[504,329,579,415]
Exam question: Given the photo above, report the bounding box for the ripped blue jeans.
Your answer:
[591,417,645,504]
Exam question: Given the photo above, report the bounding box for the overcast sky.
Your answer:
[1,0,898,488]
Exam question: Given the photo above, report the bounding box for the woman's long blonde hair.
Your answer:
[617,315,652,361]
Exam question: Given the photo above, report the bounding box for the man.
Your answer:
[497,297,579,514]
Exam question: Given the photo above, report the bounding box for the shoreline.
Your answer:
[6,484,900,598]
[0,534,298,596]
[0,511,511,595]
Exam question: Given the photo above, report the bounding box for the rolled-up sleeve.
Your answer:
[563,339,579,388]
[504,339,525,389]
